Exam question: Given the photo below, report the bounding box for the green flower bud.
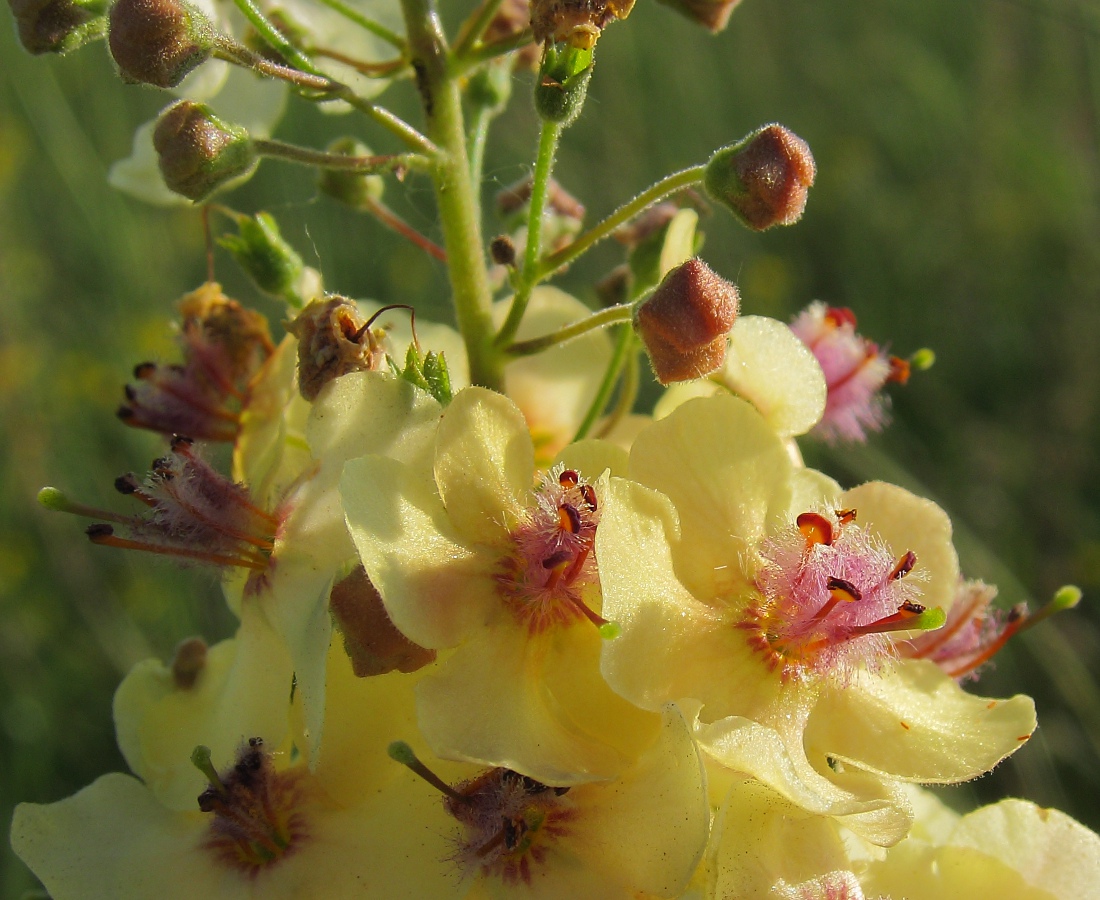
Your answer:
[704,124,816,230]
[534,41,593,126]
[108,0,214,88]
[633,257,739,385]
[656,0,744,33]
[467,61,513,113]
[218,212,304,302]
[152,100,256,202]
[8,0,107,54]
[317,138,385,211]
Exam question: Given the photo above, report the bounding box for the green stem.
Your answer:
[254,138,430,174]
[314,0,407,50]
[400,0,502,388]
[452,0,506,59]
[468,105,492,214]
[506,303,632,357]
[573,324,635,441]
[229,0,322,74]
[495,120,562,347]
[454,29,534,73]
[594,337,639,439]
[536,164,706,279]
[216,40,437,155]
[215,40,335,91]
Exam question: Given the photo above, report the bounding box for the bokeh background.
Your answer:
[3,0,1100,893]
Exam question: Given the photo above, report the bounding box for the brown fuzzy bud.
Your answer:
[530,0,634,48]
[705,124,815,230]
[108,0,214,87]
[656,0,743,32]
[9,0,107,54]
[152,100,256,202]
[286,297,386,401]
[489,235,517,267]
[633,257,739,384]
[330,566,435,676]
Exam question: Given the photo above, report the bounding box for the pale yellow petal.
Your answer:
[787,467,843,515]
[946,799,1100,898]
[233,334,305,504]
[553,438,629,478]
[306,369,443,473]
[113,599,294,811]
[11,774,223,899]
[565,705,710,898]
[718,315,827,438]
[841,481,960,614]
[697,707,914,847]
[417,622,653,784]
[342,454,499,649]
[653,379,722,420]
[709,777,851,900]
[597,477,780,719]
[628,394,793,600]
[807,659,1036,783]
[434,387,534,545]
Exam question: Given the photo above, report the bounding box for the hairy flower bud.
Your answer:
[107,0,214,87]
[8,0,107,54]
[633,257,739,384]
[152,100,256,202]
[656,0,743,33]
[317,138,385,211]
[705,124,816,230]
[534,41,593,126]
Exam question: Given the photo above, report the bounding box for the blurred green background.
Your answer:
[3,0,1100,893]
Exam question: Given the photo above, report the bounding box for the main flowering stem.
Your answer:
[400,0,503,389]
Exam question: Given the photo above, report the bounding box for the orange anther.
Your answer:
[797,512,833,547]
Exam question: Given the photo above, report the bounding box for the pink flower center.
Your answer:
[739,510,925,681]
[496,467,609,634]
[445,769,575,886]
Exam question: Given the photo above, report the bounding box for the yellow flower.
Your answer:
[341,386,659,784]
[596,393,1036,844]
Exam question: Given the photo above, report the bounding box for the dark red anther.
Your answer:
[890,550,917,581]
[826,576,862,603]
[797,511,833,547]
[558,469,579,488]
[557,502,582,534]
[835,508,857,526]
[541,550,572,569]
[580,484,597,511]
[86,523,114,539]
[825,307,857,329]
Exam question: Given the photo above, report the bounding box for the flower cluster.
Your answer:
[7,0,1096,893]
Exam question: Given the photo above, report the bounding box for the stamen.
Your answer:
[86,524,269,570]
[827,576,861,603]
[558,469,579,488]
[388,741,469,803]
[890,550,916,580]
[557,503,581,534]
[796,512,833,547]
[849,601,945,637]
[835,508,857,525]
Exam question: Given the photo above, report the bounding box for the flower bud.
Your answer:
[656,0,743,33]
[8,0,107,54]
[317,138,385,211]
[217,211,304,302]
[152,100,256,202]
[704,124,815,230]
[534,41,593,126]
[107,0,214,88]
[531,0,634,49]
[633,257,739,384]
